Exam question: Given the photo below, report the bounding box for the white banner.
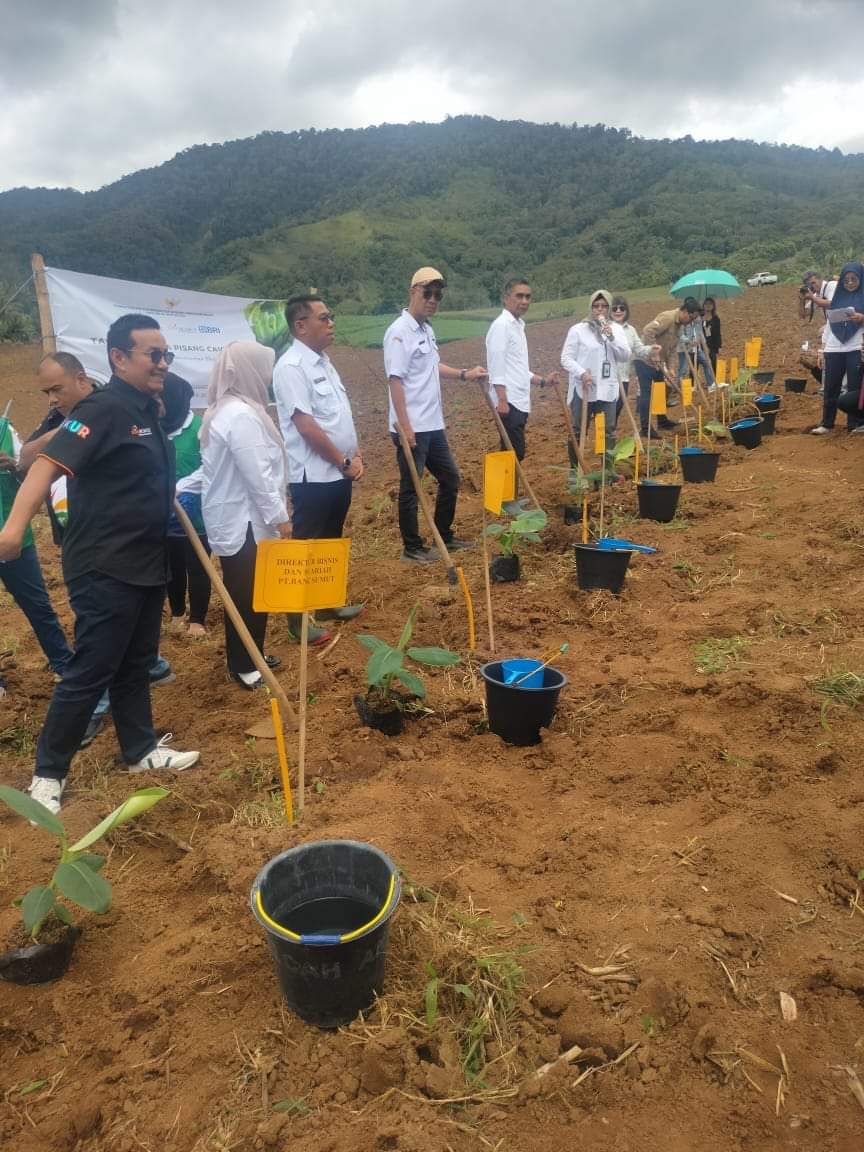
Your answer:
[45,266,290,406]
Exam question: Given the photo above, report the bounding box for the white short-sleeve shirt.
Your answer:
[383,310,445,433]
[273,339,358,483]
[485,309,532,412]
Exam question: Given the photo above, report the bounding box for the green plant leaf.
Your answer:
[501,498,529,516]
[18,1080,47,1096]
[273,1097,309,1115]
[406,646,461,667]
[356,634,386,652]
[484,523,504,537]
[425,976,439,1029]
[0,785,64,837]
[394,668,425,698]
[367,644,404,688]
[75,852,107,872]
[68,787,169,854]
[20,886,55,936]
[612,436,636,462]
[54,859,112,914]
[397,603,419,652]
[53,903,74,926]
[453,983,475,1001]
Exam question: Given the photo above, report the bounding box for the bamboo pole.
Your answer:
[481,507,494,653]
[551,377,589,474]
[30,254,56,355]
[270,698,294,821]
[172,499,297,725]
[617,380,645,451]
[477,382,542,511]
[296,611,309,812]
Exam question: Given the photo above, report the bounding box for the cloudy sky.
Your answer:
[2,0,863,192]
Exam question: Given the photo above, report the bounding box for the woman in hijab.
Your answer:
[200,342,292,688]
[161,372,211,638]
[812,260,864,434]
[561,290,632,459]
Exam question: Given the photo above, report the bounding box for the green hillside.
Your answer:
[1,116,863,330]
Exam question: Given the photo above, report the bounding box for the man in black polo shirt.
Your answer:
[0,314,199,813]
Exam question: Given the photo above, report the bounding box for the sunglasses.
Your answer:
[422,287,444,301]
[611,305,626,312]
[134,348,175,366]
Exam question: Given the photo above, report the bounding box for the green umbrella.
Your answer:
[670,269,742,301]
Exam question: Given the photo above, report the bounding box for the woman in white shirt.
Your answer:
[812,260,864,434]
[201,342,291,688]
[561,290,632,458]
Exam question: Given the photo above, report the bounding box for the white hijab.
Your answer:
[199,342,284,464]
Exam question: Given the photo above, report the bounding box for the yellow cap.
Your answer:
[410,266,446,288]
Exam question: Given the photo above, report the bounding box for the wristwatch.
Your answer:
[341,456,352,474]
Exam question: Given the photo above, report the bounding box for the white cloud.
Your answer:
[1,0,862,191]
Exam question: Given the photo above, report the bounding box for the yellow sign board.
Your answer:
[253,538,350,613]
[716,358,727,384]
[729,356,739,382]
[594,411,606,455]
[681,377,693,407]
[752,336,763,357]
[649,379,667,416]
[744,340,760,369]
[483,450,516,514]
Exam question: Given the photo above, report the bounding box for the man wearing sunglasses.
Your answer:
[0,314,199,814]
[384,267,488,563]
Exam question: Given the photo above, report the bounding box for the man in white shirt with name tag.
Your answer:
[384,267,488,564]
[273,295,364,633]
[485,276,558,462]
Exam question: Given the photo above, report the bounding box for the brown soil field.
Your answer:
[1,283,863,1152]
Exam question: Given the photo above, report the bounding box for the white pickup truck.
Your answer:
[746,271,778,287]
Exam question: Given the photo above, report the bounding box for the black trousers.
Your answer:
[166,534,212,625]
[289,478,352,540]
[821,351,863,428]
[498,404,529,461]
[36,573,162,780]
[219,524,266,676]
[392,430,460,551]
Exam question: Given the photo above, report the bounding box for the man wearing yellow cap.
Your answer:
[383,268,488,563]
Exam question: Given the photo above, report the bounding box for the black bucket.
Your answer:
[574,543,632,593]
[490,555,520,582]
[251,840,401,1028]
[637,481,681,523]
[752,371,775,386]
[679,448,720,483]
[729,417,763,449]
[562,504,581,525]
[785,377,807,393]
[481,661,567,746]
[760,409,778,435]
[0,925,80,985]
[755,392,782,414]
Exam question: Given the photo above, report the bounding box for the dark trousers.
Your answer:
[289,478,352,539]
[36,573,162,780]
[821,351,863,428]
[0,543,72,674]
[635,360,663,432]
[499,405,529,461]
[392,430,460,551]
[219,524,266,676]
[166,534,212,625]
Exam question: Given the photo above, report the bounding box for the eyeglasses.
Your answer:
[611,305,626,313]
[133,348,175,366]
[313,312,335,324]
[422,287,444,301]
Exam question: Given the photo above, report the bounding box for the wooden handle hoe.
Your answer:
[477,381,542,511]
[551,378,589,474]
[173,499,297,726]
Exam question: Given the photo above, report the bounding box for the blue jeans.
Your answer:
[0,543,72,674]
[678,349,716,389]
[36,573,163,780]
[635,360,664,433]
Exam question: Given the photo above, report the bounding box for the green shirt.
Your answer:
[171,412,202,481]
[0,423,33,550]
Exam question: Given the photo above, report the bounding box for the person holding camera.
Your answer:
[798,270,836,322]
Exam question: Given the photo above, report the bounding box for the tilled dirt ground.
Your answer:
[1,283,863,1151]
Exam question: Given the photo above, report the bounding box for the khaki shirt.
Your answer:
[641,308,686,367]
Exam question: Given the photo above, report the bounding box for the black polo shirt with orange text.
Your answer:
[40,376,173,586]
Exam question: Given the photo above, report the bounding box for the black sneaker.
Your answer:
[401,546,437,564]
[445,537,474,552]
[656,414,679,430]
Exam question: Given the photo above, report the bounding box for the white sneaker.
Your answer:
[128,733,200,774]
[810,425,832,435]
[29,775,66,815]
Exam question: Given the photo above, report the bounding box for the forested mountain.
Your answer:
[2,116,863,314]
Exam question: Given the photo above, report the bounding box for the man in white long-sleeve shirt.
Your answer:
[485,277,558,461]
